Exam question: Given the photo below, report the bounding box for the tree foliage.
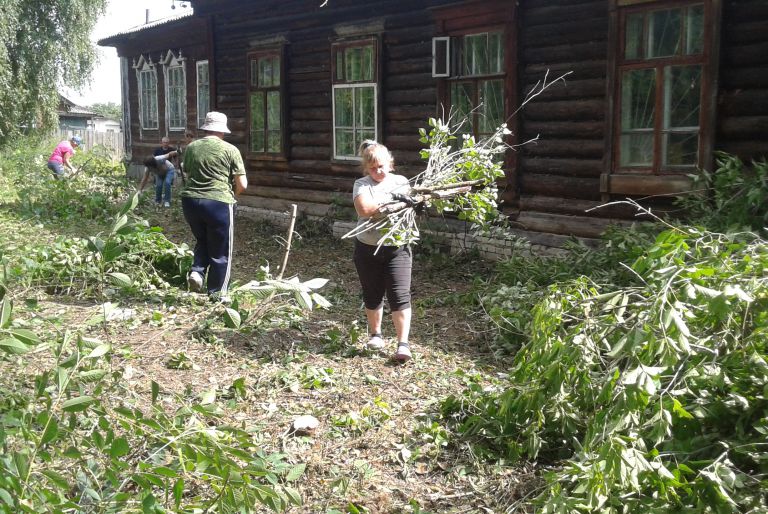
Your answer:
[0,0,106,147]
[88,101,122,120]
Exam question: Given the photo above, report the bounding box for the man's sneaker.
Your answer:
[394,342,412,363]
[209,293,232,304]
[163,201,171,208]
[187,271,203,292]
[366,333,385,350]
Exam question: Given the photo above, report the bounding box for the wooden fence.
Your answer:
[57,129,124,159]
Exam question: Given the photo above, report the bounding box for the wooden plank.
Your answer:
[719,115,768,138]
[721,41,768,67]
[521,139,605,160]
[525,60,608,81]
[720,66,768,89]
[519,156,604,177]
[521,17,608,47]
[603,174,693,196]
[715,140,768,161]
[523,99,607,122]
[523,40,608,64]
[717,89,768,117]
[522,78,606,101]
[385,88,436,105]
[513,211,624,239]
[519,194,651,219]
[520,173,601,199]
[523,1,606,26]
[523,120,605,138]
[247,186,353,206]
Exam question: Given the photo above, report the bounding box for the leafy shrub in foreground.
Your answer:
[0,329,304,513]
[6,193,192,297]
[677,152,768,232]
[444,226,768,512]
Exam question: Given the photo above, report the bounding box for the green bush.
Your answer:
[443,226,768,512]
[677,152,768,232]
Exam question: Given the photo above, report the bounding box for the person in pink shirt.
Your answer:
[47,135,82,179]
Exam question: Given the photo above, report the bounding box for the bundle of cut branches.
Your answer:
[343,71,571,250]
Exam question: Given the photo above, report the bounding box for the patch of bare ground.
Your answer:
[6,203,538,513]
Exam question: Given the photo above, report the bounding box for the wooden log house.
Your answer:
[100,0,768,245]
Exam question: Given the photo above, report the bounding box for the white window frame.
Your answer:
[133,56,158,130]
[196,60,210,129]
[331,38,379,161]
[161,50,187,132]
[432,37,451,77]
[332,83,378,161]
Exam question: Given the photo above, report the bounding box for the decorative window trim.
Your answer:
[133,55,158,130]
[196,60,210,129]
[602,0,722,196]
[247,47,286,159]
[331,37,380,161]
[161,50,187,132]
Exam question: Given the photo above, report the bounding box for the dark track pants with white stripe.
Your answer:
[181,197,234,295]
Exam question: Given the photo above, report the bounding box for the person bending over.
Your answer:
[138,150,178,207]
[47,135,82,179]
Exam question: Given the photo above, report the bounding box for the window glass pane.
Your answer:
[686,5,704,55]
[664,65,701,129]
[250,92,265,152]
[451,82,474,128]
[479,79,504,134]
[267,90,281,132]
[272,56,281,86]
[620,133,654,166]
[648,8,681,57]
[259,57,273,87]
[358,86,375,128]
[621,69,655,130]
[250,60,258,87]
[336,49,344,81]
[197,62,209,128]
[664,131,698,166]
[362,45,374,81]
[335,129,354,156]
[347,47,361,81]
[625,13,644,59]
[463,34,489,76]
[268,131,281,153]
[488,32,504,74]
[334,88,353,127]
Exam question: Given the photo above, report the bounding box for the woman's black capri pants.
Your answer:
[353,240,412,312]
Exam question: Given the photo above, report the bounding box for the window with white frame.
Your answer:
[134,57,159,130]
[332,39,378,160]
[196,60,210,129]
[162,51,186,131]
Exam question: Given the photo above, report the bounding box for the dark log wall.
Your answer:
[716,0,768,162]
[210,0,445,209]
[108,17,209,161]
[516,0,610,224]
[109,0,766,241]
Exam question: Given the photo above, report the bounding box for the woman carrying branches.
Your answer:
[352,140,415,362]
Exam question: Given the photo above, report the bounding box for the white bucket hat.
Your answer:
[200,111,231,134]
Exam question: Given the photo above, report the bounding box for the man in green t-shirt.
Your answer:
[181,111,248,300]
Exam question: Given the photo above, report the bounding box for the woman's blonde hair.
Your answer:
[358,140,394,175]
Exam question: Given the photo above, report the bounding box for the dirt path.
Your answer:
[5,203,532,513]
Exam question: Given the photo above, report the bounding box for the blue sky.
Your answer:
[65,0,192,106]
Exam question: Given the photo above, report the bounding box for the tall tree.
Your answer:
[0,0,106,147]
[88,102,122,120]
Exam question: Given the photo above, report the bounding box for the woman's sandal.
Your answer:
[366,333,385,350]
[394,342,411,362]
